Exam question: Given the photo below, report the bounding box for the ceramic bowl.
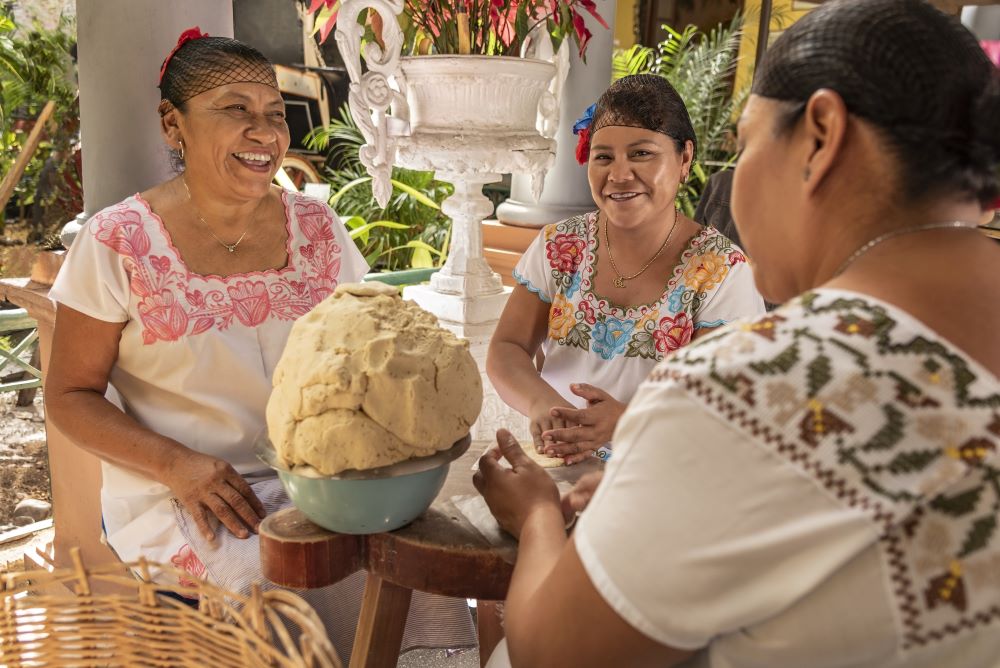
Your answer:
[256,435,471,534]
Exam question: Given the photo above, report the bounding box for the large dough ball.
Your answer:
[266,282,483,474]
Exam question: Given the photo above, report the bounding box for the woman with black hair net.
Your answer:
[44,28,477,660]
[488,75,764,466]
[475,0,1000,665]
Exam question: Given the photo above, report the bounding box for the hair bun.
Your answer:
[971,71,1000,158]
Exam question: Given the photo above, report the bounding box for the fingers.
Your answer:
[227,474,266,519]
[530,419,545,453]
[542,425,594,445]
[188,502,215,542]
[496,429,533,469]
[220,482,263,532]
[549,405,589,426]
[563,451,594,466]
[569,383,612,404]
[545,439,598,457]
[206,493,251,539]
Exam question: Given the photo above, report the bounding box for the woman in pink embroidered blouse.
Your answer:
[487,75,764,464]
[44,31,478,658]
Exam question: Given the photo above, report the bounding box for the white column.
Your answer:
[496,0,616,227]
[63,0,234,245]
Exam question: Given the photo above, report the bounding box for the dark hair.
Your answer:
[754,0,1000,207]
[158,36,276,112]
[592,74,697,159]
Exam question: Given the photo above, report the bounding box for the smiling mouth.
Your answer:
[607,192,641,201]
[232,151,273,171]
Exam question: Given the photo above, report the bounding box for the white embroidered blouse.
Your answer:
[49,191,368,562]
[574,290,1000,666]
[513,212,765,407]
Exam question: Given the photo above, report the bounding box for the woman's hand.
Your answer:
[160,450,266,541]
[473,429,562,539]
[560,471,605,523]
[528,391,574,455]
[542,384,625,465]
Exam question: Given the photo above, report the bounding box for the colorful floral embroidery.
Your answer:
[531,212,747,362]
[650,291,1000,648]
[91,195,345,344]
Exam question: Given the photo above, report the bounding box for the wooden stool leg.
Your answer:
[476,600,505,667]
[350,574,413,668]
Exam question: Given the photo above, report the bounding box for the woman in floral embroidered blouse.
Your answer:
[43,31,478,658]
[487,75,764,463]
[475,1,1000,666]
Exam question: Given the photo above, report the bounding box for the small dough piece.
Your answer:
[520,440,566,468]
[335,281,398,298]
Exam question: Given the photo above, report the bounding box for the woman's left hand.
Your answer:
[473,429,561,539]
[542,384,625,465]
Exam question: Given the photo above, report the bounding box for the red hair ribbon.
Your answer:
[575,127,591,165]
[991,197,1000,211]
[159,27,209,86]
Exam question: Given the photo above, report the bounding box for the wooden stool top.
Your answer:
[260,441,601,601]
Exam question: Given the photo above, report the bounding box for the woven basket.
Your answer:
[0,548,342,667]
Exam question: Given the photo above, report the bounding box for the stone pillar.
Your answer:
[495,0,616,228]
[63,0,234,246]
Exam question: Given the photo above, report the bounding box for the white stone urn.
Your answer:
[335,1,560,440]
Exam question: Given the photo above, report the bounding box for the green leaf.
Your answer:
[349,219,410,244]
[404,239,443,256]
[960,515,997,558]
[861,405,905,452]
[330,176,372,206]
[410,245,434,268]
[390,179,441,209]
[806,355,832,396]
[749,343,800,375]
[929,487,983,518]
[886,449,940,475]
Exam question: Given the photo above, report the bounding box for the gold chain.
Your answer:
[603,207,680,288]
[182,177,256,254]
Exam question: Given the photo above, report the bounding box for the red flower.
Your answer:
[545,233,586,273]
[578,300,596,325]
[729,250,747,265]
[150,254,171,274]
[652,313,693,353]
[159,27,209,85]
[575,126,591,164]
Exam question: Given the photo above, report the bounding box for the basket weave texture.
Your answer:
[0,548,342,668]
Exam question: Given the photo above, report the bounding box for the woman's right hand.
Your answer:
[160,450,266,541]
[528,392,574,455]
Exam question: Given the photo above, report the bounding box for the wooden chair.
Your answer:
[0,307,42,406]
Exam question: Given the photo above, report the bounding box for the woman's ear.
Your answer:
[159,100,183,151]
[681,139,695,173]
[801,89,849,195]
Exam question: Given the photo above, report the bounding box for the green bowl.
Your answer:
[257,435,471,535]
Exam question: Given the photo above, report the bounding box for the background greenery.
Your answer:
[0,10,78,239]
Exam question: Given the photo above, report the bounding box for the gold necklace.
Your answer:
[603,207,680,288]
[181,177,256,254]
[832,220,977,277]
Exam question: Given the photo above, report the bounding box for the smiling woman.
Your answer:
[487,74,765,466]
[41,28,478,661]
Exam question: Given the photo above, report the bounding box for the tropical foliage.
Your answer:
[306,104,453,271]
[302,0,607,58]
[0,10,78,235]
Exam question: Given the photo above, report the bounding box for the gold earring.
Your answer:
[179,140,185,160]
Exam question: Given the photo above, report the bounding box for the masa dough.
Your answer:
[521,441,566,468]
[266,282,483,474]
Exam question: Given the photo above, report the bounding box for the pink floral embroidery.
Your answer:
[545,233,586,274]
[652,312,694,353]
[729,250,748,265]
[170,543,206,589]
[91,196,347,344]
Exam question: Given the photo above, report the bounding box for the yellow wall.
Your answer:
[734,0,816,94]
[614,0,637,48]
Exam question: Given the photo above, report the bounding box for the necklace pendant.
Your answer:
[613,276,626,289]
[226,245,236,253]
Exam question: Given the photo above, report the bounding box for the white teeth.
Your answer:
[609,192,638,200]
[234,152,271,163]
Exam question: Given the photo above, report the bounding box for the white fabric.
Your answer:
[514,212,764,409]
[570,291,1000,667]
[49,190,369,568]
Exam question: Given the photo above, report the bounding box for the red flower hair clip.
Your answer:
[159,26,209,86]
